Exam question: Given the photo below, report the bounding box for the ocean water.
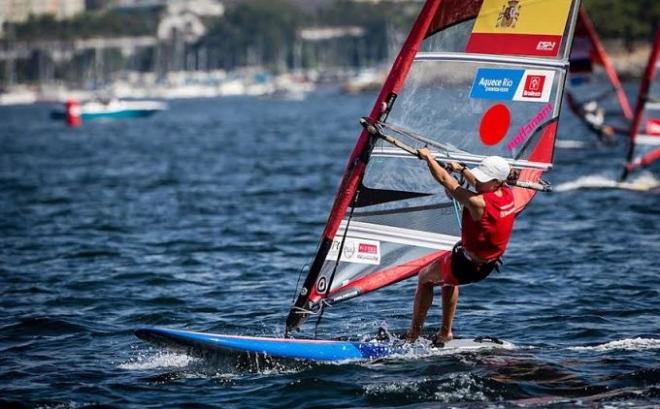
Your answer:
[1,94,659,408]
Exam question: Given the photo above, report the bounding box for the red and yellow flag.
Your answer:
[466,0,573,57]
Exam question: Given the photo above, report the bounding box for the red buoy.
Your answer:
[65,99,82,127]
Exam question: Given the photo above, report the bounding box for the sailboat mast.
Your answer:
[577,7,633,120]
[622,29,660,180]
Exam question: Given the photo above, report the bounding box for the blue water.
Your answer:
[1,94,659,408]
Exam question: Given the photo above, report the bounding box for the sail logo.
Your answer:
[358,243,378,254]
[536,41,557,52]
[470,68,555,103]
[522,75,546,98]
[496,0,521,28]
[326,237,381,265]
[470,68,524,100]
[343,241,356,258]
[506,102,553,152]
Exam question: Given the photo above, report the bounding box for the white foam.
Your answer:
[363,338,515,363]
[555,139,587,149]
[35,403,84,409]
[364,373,494,402]
[364,378,428,395]
[569,338,660,352]
[555,172,660,192]
[555,174,619,191]
[433,372,493,402]
[118,351,196,370]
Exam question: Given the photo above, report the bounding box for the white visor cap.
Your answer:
[470,156,511,183]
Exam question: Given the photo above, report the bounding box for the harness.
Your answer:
[450,241,502,285]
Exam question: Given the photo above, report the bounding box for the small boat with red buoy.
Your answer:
[51,98,167,126]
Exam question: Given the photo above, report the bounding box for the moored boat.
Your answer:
[50,98,167,123]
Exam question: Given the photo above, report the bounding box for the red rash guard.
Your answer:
[460,186,515,261]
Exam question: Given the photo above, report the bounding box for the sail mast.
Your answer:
[622,29,660,180]
[286,0,445,334]
[577,7,633,120]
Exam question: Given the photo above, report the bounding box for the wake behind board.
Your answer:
[555,174,660,192]
[135,327,513,362]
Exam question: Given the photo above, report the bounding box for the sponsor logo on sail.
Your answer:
[358,243,378,254]
[343,241,356,258]
[470,68,523,100]
[506,102,553,152]
[496,0,521,28]
[536,41,557,52]
[317,277,327,292]
[522,75,546,98]
[326,237,381,265]
[470,68,555,103]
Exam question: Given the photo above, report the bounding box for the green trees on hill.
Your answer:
[583,0,659,44]
[200,0,307,69]
[199,0,417,70]
[8,0,658,45]
[12,9,158,42]
[4,0,658,74]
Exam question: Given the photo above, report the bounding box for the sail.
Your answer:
[567,7,633,133]
[286,0,581,334]
[622,29,660,179]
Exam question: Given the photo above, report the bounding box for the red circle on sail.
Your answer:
[479,104,511,145]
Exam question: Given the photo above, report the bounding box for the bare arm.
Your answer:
[448,162,477,188]
[418,148,485,221]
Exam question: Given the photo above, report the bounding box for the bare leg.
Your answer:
[437,285,459,342]
[408,261,441,341]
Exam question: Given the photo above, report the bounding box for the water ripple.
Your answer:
[1,95,659,408]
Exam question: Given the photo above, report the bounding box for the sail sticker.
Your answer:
[470,68,555,103]
[513,70,556,102]
[645,119,660,135]
[466,0,572,57]
[506,102,553,152]
[326,237,381,265]
[480,103,511,145]
[470,68,524,100]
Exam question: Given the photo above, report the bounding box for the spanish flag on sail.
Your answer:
[466,0,573,58]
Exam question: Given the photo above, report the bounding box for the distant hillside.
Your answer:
[583,0,659,42]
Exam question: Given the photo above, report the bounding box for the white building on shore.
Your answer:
[1,0,85,24]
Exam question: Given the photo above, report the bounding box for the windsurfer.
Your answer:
[407,151,516,345]
[566,92,616,143]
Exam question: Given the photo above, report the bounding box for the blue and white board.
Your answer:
[135,327,512,362]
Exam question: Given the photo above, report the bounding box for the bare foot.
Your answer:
[404,329,420,342]
[432,332,453,346]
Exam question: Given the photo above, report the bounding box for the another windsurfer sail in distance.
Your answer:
[620,28,660,182]
[408,152,514,344]
[567,6,633,142]
[565,92,616,143]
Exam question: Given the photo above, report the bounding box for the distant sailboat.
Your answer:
[51,98,167,124]
[566,7,632,140]
[620,29,660,184]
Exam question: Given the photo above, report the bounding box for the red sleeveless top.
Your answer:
[461,186,515,261]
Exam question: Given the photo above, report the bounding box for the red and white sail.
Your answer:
[567,7,633,132]
[286,0,582,334]
[622,29,660,179]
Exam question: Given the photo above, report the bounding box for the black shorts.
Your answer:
[450,243,498,285]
